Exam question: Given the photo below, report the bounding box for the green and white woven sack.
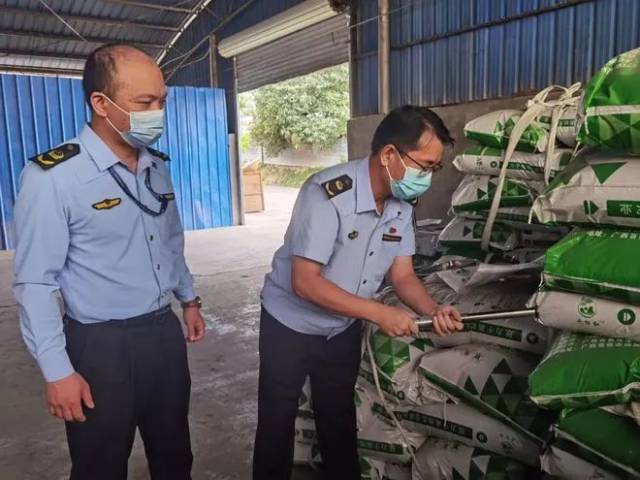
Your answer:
[464,110,549,152]
[392,401,540,466]
[554,408,640,478]
[453,145,572,181]
[578,47,640,154]
[452,175,543,216]
[439,218,519,252]
[543,229,640,304]
[359,325,436,405]
[414,278,548,355]
[413,438,534,480]
[360,457,410,480]
[357,410,425,464]
[603,402,640,426]
[294,414,317,445]
[533,288,640,340]
[532,150,640,228]
[541,443,625,480]
[529,331,640,409]
[417,344,554,441]
[540,105,579,147]
[293,441,322,467]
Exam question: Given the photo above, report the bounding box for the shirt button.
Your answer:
[369,251,374,256]
[150,235,154,241]
[362,280,367,285]
[157,264,161,270]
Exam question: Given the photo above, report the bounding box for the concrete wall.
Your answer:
[346,95,531,224]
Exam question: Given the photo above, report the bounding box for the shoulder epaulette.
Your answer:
[146,147,170,161]
[321,174,353,199]
[30,143,80,170]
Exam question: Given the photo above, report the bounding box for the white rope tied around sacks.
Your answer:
[481,83,583,251]
[364,323,428,479]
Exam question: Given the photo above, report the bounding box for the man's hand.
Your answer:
[46,372,94,422]
[431,305,464,336]
[183,307,205,342]
[373,305,419,337]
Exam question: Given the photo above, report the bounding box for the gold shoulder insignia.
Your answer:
[146,147,170,161]
[30,143,80,170]
[92,198,122,210]
[321,174,353,199]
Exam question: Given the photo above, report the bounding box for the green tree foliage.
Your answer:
[250,64,349,156]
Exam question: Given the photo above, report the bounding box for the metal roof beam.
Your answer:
[0,48,88,61]
[0,6,180,33]
[0,29,165,49]
[0,64,83,77]
[103,1,193,13]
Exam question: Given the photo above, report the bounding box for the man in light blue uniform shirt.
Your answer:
[253,106,464,479]
[13,44,204,480]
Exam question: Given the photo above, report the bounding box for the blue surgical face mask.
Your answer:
[103,95,165,148]
[386,154,433,201]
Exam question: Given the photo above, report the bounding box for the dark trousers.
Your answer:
[253,307,362,480]
[64,307,192,480]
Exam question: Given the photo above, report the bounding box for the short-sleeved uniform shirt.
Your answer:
[262,157,416,338]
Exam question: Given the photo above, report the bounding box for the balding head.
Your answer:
[82,43,161,106]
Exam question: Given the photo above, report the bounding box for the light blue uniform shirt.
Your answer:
[262,157,416,338]
[13,125,196,382]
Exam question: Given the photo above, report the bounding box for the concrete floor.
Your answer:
[0,185,318,480]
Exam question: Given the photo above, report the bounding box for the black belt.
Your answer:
[65,305,173,329]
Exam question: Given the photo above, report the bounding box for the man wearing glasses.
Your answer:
[253,105,464,479]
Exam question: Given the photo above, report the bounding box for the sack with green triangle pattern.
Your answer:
[532,150,640,228]
[528,330,640,409]
[540,105,579,147]
[413,437,535,480]
[543,229,640,304]
[359,325,437,405]
[293,441,322,466]
[453,145,573,181]
[388,400,541,466]
[416,344,555,441]
[360,457,410,480]
[578,47,640,154]
[451,175,543,219]
[532,288,640,340]
[553,408,640,478]
[439,218,519,252]
[464,110,549,152]
[541,443,625,480]
[380,277,549,355]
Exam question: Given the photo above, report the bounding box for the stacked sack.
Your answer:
[292,271,556,479]
[528,47,640,480]
[439,92,578,260]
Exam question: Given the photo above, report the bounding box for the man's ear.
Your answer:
[90,92,109,118]
[379,144,396,167]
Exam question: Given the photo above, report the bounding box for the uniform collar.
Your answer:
[355,158,377,214]
[355,156,409,220]
[78,125,121,172]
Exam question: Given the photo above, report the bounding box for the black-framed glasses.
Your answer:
[396,147,443,174]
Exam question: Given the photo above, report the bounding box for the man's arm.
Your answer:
[388,256,463,336]
[165,185,204,343]
[13,165,94,421]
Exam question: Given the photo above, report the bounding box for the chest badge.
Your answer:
[92,198,122,210]
[348,230,359,240]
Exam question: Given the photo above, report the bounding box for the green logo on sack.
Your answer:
[617,308,636,325]
[578,297,596,318]
[526,333,539,344]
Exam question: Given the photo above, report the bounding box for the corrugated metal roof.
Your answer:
[352,0,640,116]
[0,0,202,75]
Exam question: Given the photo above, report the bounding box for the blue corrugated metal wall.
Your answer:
[352,0,640,116]
[0,73,231,250]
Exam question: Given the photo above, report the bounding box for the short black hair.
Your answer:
[82,43,148,106]
[371,105,454,154]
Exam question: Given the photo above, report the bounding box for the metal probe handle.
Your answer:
[416,308,537,330]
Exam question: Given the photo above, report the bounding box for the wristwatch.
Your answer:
[181,296,202,309]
